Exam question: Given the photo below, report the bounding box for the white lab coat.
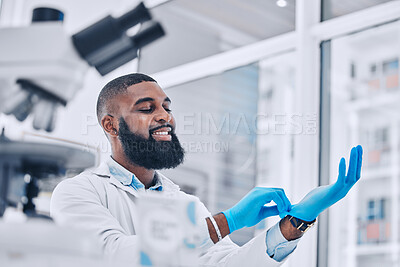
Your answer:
[50,162,283,267]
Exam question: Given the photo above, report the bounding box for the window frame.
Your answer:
[151,1,400,266]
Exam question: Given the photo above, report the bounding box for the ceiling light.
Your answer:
[276,0,288,7]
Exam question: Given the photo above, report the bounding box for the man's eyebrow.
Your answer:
[164,97,171,103]
[134,97,155,105]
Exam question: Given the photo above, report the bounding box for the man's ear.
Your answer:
[101,114,118,137]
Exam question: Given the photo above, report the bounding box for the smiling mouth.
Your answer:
[151,127,172,140]
[153,132,169,135]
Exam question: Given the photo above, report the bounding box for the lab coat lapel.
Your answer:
[90,162,140,197]
[109,175,141,197]
[90,162,181,197]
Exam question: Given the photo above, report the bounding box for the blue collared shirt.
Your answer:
[266,221,300,262]
[107,156,300,262]
[107,157,163,192]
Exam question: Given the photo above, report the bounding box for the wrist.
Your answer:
[206,213,230,243]
[288,215,316,231]
[221,210,237,233]
[279,215,316,241]
[279,216,304,241]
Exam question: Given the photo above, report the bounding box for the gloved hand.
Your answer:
[284,145,363,222]
[222,187,291,233]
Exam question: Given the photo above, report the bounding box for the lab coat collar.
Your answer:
[90,161,180,197]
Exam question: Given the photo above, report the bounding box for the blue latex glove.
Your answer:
[284,145,363,222]
[222,187,291,233]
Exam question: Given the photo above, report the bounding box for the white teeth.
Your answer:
[152,132,169,135]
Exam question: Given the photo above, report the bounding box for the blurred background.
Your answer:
[1,0,400,266]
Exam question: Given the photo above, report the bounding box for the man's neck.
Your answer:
[111,154,155,188]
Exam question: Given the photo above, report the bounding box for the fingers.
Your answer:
[356,145,363,181]
[271,192,285,213]
[278,189,292,212]
[260,205,279,219]
[271,189,291,214]
[346,147,358,184]
[337,157,346,185]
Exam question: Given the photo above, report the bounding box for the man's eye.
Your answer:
[139,108,153,113]
[164,108,172,112]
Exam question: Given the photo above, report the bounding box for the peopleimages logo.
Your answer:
[82,140,230,154]
[80,112,317,153]
[175,112,317,136]
[81,112,318,136]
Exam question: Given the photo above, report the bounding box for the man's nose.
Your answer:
[154,108,171,123]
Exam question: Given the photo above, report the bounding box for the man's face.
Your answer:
[115,82,175,139]
[113,82,185,169]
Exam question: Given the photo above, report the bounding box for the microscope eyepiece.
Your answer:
[117,2,152,31]
[32,7,64,23]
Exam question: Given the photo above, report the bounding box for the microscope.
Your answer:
[0,1,165,216]
[0,3,165,266]
[0,2,164,132]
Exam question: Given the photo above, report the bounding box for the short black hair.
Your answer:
[96,73,157,123]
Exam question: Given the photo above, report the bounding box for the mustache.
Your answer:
[149,124,174,134]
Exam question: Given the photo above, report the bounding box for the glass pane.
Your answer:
[139,0,295,73]
[161,52,296,245]
[322,0,393,21]
[255,53,297,234]
[327,21,400,267]
[161,63,260,245]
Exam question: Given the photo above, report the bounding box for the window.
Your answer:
[160,52,296,245]
[161,63,260,245]
[323,20,400,267]
[255,52,297,235]
[321,0,394,21]
[139,0,295,73]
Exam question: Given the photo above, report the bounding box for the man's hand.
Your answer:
[222,187,291,233]
[285,145,363,222]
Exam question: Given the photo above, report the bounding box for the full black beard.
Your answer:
[118,117,185,169]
